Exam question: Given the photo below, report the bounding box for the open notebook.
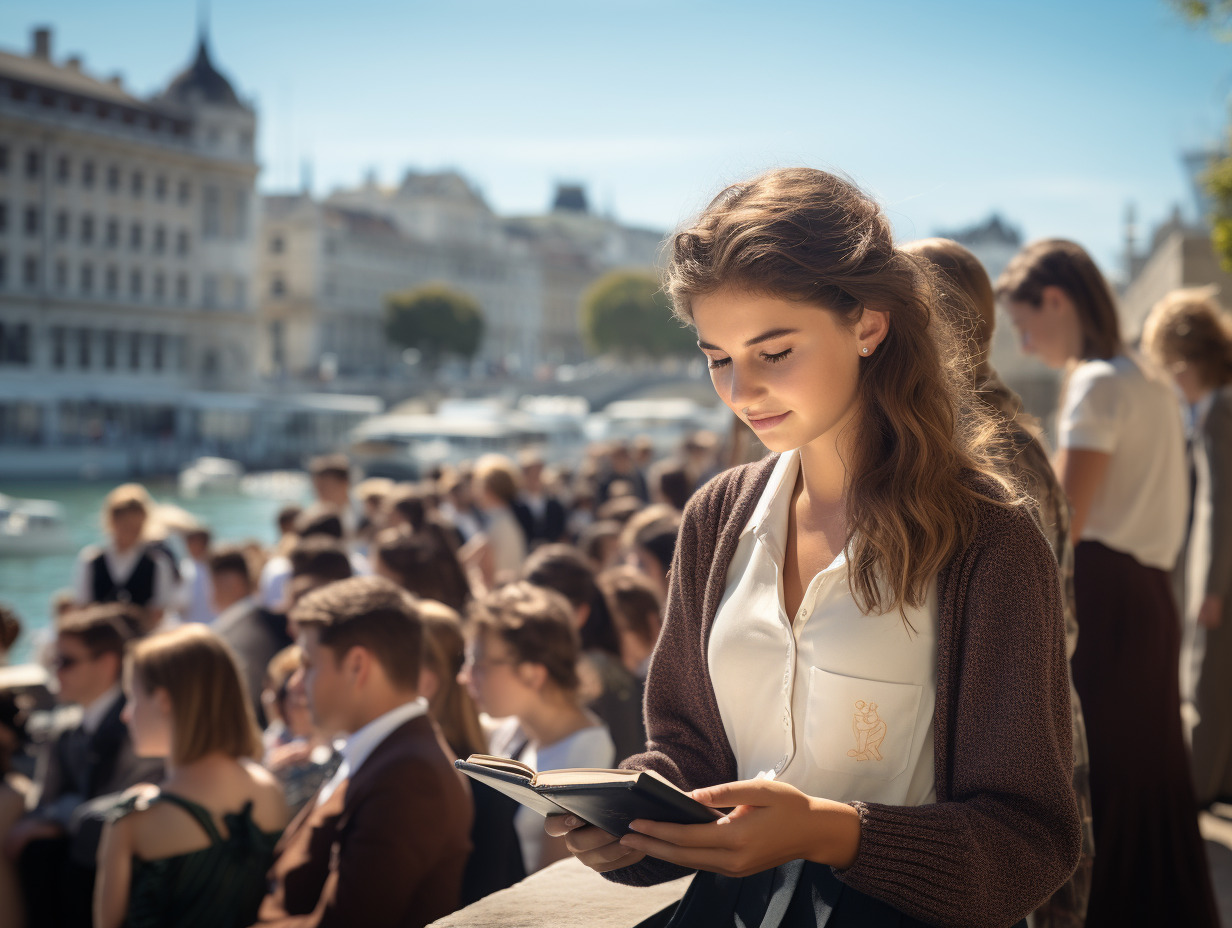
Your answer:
[454,754,720,836]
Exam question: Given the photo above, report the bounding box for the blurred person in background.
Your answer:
[520,545,641,762]
[94,625,286,928]
[512,450,567,547]
[209,547,292,729]
[273,506,303,554]
[72,486,177,622]
[459,582,613,875]
[0,602,21,666]
[461,455,527,591]
[907,236,1093,928]
[618,504,681,607]
[595,442,648,505]
[577,520,622,572]
[1142,286,1232,809]
[260,506,365,613]
[599,566,663,682]
[307,455,357,535]
[372,528,471,615]
[5,604,160,928]
[438,466,482,543]
[260,645,341,817]
[176,528,215,625]
[354,477,395,552]
[998,239,1216,927]
[257,577,472,928]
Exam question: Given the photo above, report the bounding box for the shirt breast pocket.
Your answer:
[804,667,923,782]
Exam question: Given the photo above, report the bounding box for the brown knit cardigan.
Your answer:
[604,454,1082,928]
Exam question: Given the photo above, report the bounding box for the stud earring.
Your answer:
[861,346,870,355]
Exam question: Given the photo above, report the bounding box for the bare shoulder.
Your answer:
[240,758,290,829]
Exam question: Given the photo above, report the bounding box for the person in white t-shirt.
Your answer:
[999,238,1218,927]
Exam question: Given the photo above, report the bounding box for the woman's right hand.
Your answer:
[544,814,645,873]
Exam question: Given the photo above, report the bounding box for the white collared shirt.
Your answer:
[707,450,938,807]
[316,697,428,807]
[82,684,123,735]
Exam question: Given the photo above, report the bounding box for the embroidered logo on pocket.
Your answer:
[847,700,886,761]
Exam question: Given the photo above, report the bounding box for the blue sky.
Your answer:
[4,1,1230,274]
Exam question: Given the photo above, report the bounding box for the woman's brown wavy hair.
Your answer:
[665,167,1014,618]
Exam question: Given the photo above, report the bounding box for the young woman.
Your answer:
[458,581,614,875]
[1143,286,1232,809]
[549,168,1080,928]
[998,242,1218,927]
[94,625,288,928]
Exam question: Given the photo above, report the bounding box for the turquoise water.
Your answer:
[0,480,310,664]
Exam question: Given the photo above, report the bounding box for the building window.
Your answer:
[154,175,167,201]
[22,256,38,289]
[81,214,94,245]
[0,202,7,234]
[24,150,40,180]
[130,269,143,299]
[0,323,31,365]
[103,330,117,370]
[80,262,94,294]
[270,276,286,297]
[203,274,218,308]
[128,332,141,370]
[176,230,189,256]
[153,225,166,254]
[233,190,248,238]
[54,260,67,291]
[203,186,221,239]
[107,165,120,192]
[106,219,119,248]
[105,265,118,297]
[153,272,165,302]
[0,253,6,287]
[78,328,91,368]
[82,160,95,188]
[176,274,189,304]
[52,326,65,369]
[131,171,143,198]
[269,235,285,254]
[25,207,39,237]
[56,155,70,183]
[0,145,8,173]
[129,223,142,251]
[178,180,190,204]
[153,333,165,371]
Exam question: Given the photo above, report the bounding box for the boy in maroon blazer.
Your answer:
[254,576,473,928]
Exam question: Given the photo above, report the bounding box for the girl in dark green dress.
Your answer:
[95,625,288,928]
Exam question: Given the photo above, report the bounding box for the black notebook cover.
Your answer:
[454,761,719,836]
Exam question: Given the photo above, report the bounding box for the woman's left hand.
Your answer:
[619,778,861,878]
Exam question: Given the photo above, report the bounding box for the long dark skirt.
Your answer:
[653,860,1026,928]
[1071,541,1220,928]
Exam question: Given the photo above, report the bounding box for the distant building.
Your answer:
[0,26,370,476]
[1119,150,1232,342]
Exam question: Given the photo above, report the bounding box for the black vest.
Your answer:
[91,548,157,606]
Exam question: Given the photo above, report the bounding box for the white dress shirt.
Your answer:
[708,450,938,807]
[316,697,428,807]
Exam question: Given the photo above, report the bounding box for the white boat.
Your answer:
[239,470,312,500]
[0,494,74,557]
[587,398,732,456]
[178,457,244,496]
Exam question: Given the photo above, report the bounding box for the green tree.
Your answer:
[1168,0,1232,268]
[384,284,484,370]
[580,270,695,358]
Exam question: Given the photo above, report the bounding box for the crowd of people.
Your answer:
[0,165,1228,927]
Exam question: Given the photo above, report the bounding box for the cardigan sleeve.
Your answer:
[836,506,1082,928]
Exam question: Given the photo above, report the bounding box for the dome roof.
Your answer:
[162,36,242,108]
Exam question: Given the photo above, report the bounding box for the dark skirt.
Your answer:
[1071,541,1220,928]
[652,860,1026,928]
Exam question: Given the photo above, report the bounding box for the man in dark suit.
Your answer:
[210,545,292,728]
[2,603,162,928]
[254,576,473,928]
[512,451,567,546]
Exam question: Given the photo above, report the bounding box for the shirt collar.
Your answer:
[340,697,429,778]
[82,683,123,735]
[742,450,799,542]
